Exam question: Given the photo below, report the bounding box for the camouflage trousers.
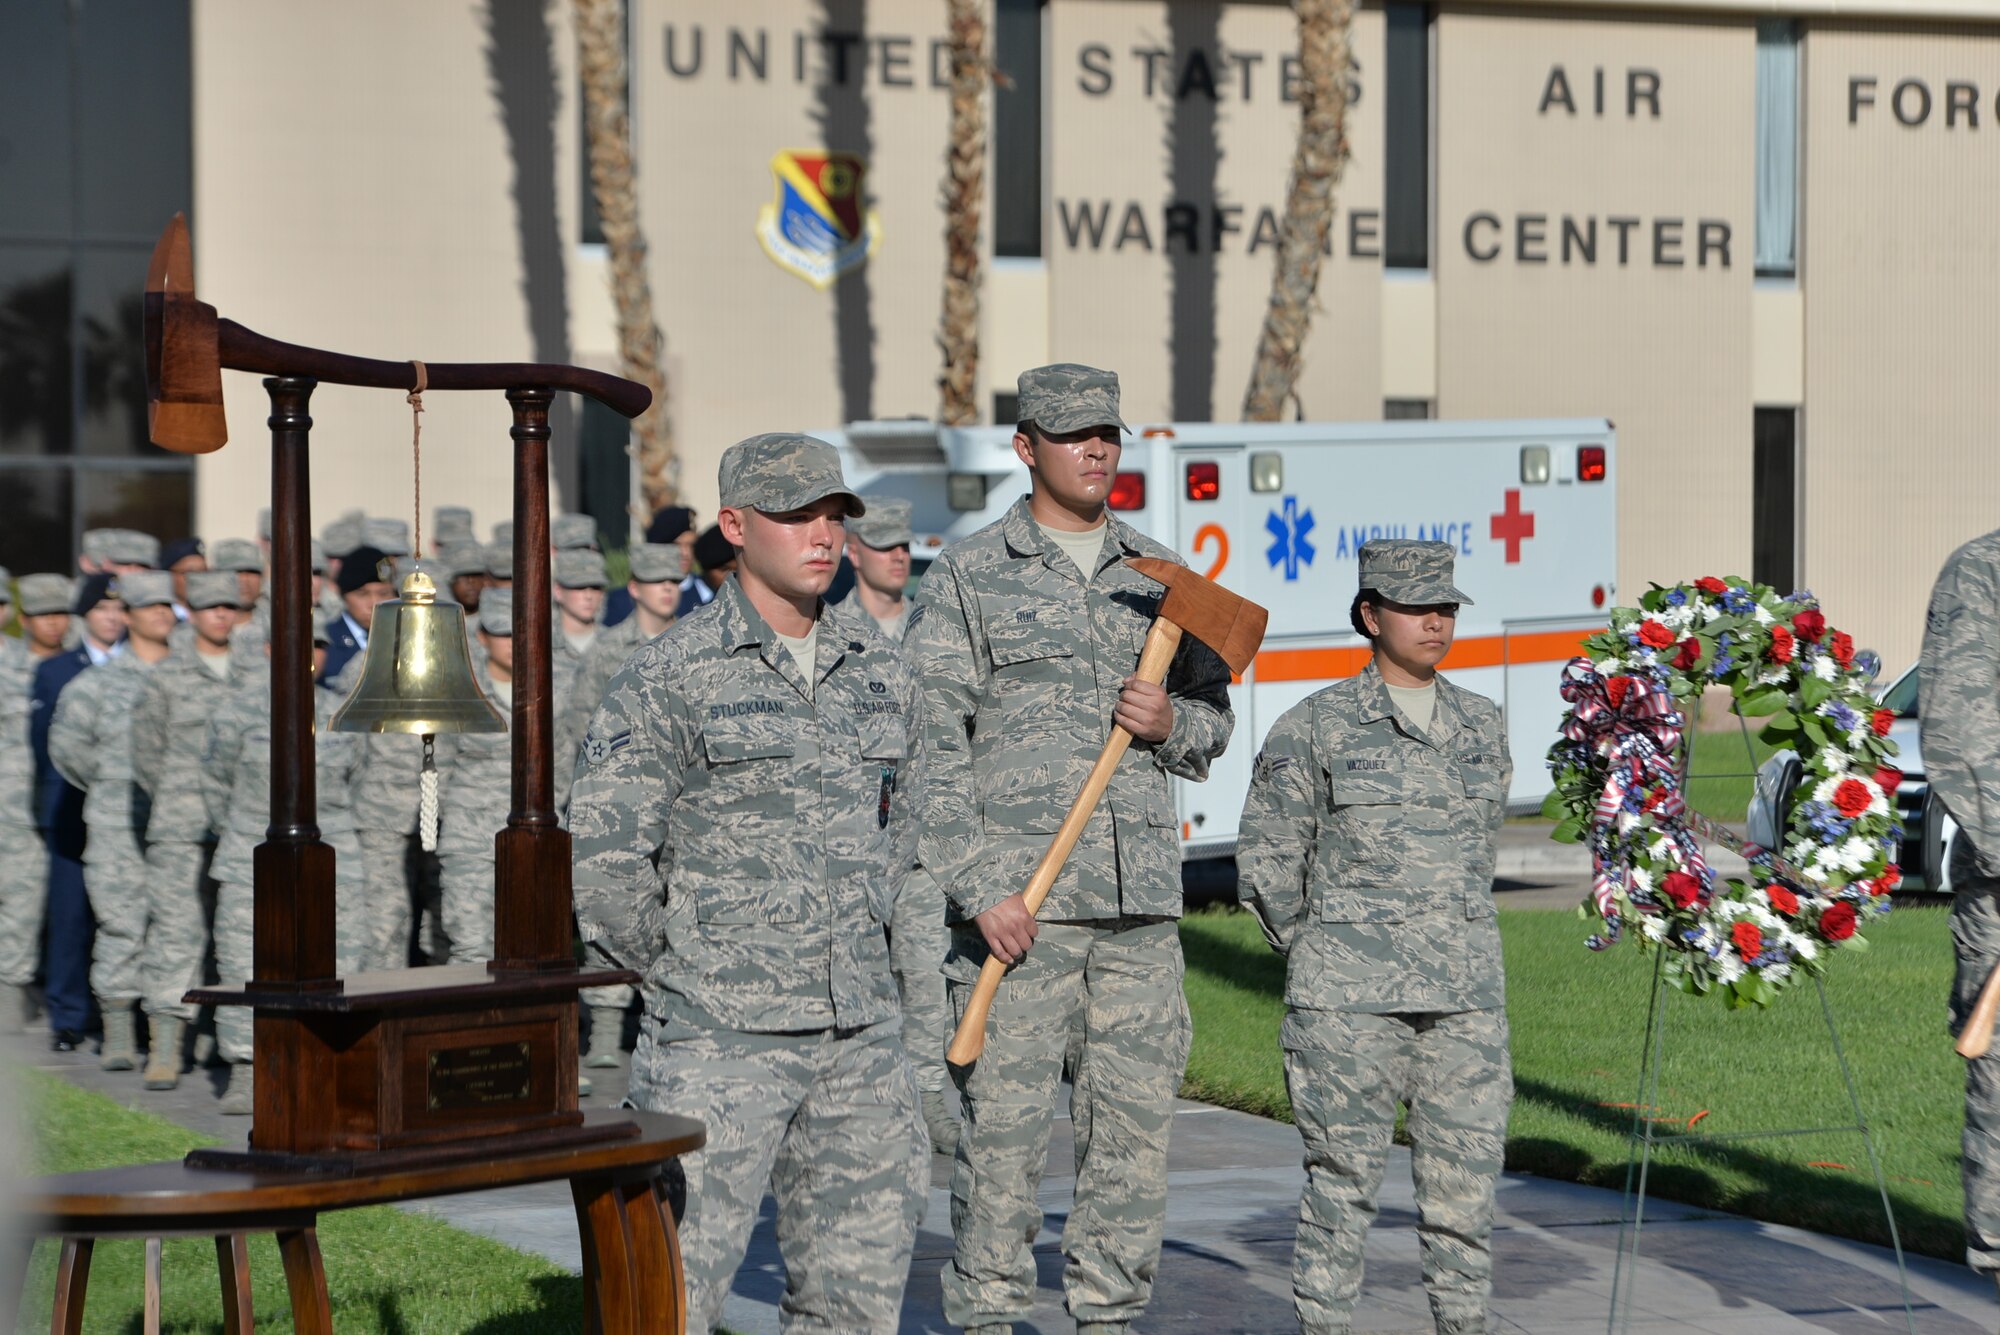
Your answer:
[941,918,1192,1329]
[1950,835,2000,1276]
[437,846,492,966]
[214,856,367,1064]
[0,820,48,987]
[889,867,951,1094]
[142,841,214,1022]
[355,829,416,971]
[1282,1006,1513,1335]
[83,837,148,1003]
[626,1015,927,1335]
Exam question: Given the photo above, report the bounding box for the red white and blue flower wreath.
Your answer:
[1545,577,1903,1008]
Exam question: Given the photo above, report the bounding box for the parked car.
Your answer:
[1745,662,1950,892]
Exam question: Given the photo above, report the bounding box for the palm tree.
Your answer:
[573,0,676,511]
[936,0,987,427]
[1241,0,1353,422]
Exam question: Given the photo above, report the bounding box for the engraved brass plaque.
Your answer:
[427,1041,534,1111]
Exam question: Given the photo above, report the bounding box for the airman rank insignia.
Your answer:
[755,149,880,290]
[582,729,632,767]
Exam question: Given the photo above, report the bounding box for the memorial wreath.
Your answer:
[1545,577,1904,1008]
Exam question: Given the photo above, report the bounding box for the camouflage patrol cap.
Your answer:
[81,529,115,564]
[551,513,597,551]
[626,542,686,584]
[553,549,609,589]
[847,496,913,550]
[364,517,411,557]
[485,542,513,579]
[1357,539,1474,606]
[209,538,263,573]
[116,570,175,608]
[442,542,488,581]
[102,529,160,568]
[16,574,72,616]
[309,539,328,575]
[321,512,365,559]
[1017,363,1129,435]
[478,586,513,636]
[185,569,247,610]
[433,506,475,549]
[718,432,863,517]
[492,520,515,548]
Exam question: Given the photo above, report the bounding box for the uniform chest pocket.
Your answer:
[1316,766,1408,921]
[986,607,1074,672]
[688,724,802,924]
[699,726,800,818]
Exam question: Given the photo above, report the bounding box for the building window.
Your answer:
[0,0,195,575]
[993,0,1044,258]
[1753,407,1797,593]
[993,391,1021,426]
[1383,3,1431,271]
[1385,398,1433,420]
[1755,20,1799,278]
[576,398,630,551]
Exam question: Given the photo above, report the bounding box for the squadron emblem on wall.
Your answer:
[755,149,881,290]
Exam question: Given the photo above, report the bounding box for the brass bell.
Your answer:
[331,568,506,736]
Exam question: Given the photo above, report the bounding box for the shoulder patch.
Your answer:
[581,729,633,767]
[1254,751,1296,781]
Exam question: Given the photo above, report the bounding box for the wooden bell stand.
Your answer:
[145,215,653,1172]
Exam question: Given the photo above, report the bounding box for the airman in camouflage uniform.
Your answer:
[47,572,179,1070]
[571,433,928,1335]
[553,542,685,1068]
[553,548,608,683]
[0,572,61,1029]
[202,641,366,1113]
[435,588,543,967]
[1239,540,1513,1335]
[1920,528,2000,1288]
[131,569,247,1089]
[908,365,1234,1335]
[835,497,958,1152]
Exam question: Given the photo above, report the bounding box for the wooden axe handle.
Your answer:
[1959,960,2000,1059]
[946,618,1185,1067]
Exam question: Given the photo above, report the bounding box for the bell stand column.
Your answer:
[254,376,339,992]
[492,386,575,972]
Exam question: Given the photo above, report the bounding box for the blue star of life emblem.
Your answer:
[1265,496,1316,581]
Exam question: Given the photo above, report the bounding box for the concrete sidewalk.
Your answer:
[14,1020,1996,1334]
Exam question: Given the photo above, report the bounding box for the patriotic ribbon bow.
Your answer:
[1558,658,1709,948]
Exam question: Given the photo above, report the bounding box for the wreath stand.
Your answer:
[1604,703,1918,1335]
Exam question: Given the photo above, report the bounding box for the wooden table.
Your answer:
[17,1109,705,1335]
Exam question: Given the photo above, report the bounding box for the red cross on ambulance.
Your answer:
[1490,489,1535,563]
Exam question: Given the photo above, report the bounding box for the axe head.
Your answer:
[1126,557,1268,676]
[144,214,228,454]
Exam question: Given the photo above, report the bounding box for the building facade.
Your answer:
[3,0,1996,669]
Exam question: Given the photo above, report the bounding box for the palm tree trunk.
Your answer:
[1241,0,1353,422]
[937,0,987,427]
[573,0,676,512]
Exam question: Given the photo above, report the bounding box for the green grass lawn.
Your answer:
[13,1072,586,1333]
[1180,902,1967,1262]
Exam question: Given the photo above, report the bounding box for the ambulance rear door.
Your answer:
[1165,433,1253,858]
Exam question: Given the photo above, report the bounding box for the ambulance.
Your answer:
[824,417,1618,860]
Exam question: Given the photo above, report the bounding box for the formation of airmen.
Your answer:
[29,359,1999,1333]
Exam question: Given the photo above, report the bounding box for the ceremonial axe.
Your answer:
[945,558,1268,1066]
